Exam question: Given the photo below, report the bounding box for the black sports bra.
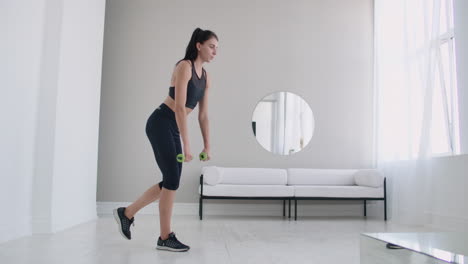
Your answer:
[168,60,206,109]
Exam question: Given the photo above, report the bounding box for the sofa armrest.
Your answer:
[354,169,384,187]
[202,166,223,185]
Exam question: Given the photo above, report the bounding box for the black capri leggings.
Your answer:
[145,103,182,191]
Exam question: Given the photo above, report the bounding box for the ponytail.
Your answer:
[176,28,218,65]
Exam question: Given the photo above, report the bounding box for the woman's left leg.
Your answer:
[124,183,162,219]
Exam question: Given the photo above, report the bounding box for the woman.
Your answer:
[113,28,218,252]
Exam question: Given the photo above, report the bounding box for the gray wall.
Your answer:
[98,0,374,202]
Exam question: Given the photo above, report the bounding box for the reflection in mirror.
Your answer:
[252,92,314,155]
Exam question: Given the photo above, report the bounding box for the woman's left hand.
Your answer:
[200,148,211,161]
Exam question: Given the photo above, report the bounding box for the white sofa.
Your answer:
[199,167,386,220]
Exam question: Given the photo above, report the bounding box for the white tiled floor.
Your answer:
[0,215,441,264]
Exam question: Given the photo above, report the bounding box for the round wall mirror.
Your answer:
[251,92,314,155]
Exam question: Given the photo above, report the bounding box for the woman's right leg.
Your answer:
[147,104,189,251]
[158,187,176,240]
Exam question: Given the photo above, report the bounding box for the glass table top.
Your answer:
[362,232,468,263]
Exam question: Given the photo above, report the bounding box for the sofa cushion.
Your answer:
[202,166,224,185]
[353,169,384,187]
[200,184,294,197]
[294,186,384,198]
[204,167,287,185]
[287,169,357,186]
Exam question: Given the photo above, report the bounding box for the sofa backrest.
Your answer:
[203,167,288,185]
[287,169,357,186]
[202,167,384,187]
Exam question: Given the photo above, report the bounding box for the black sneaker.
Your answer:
[156,232,190,252]
[113,207,134,240]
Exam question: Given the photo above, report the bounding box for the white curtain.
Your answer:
[375,0,457,224]
[283,93,300,154]
[375,0,451,162]
[282,93,314,155]
[273,92,285,154]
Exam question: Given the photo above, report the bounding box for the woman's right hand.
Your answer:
[183,146,193,162]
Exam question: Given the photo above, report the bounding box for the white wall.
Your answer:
[32,0,63,234]
[49,0,106,232]
[1,0,45,243]
[1,0,105,243]
[98,0,374,203]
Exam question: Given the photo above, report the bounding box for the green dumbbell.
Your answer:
[199,152,208,161]
[176,153,185,163]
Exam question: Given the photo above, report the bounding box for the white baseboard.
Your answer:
[32,216,53,234]
[0,218,31,244]
[97,202,197,216]
[425,213,468,231]
[52,212,98,233]
[388,209,468,231]
[391,209,428,226]
[97,201,383,217]
[32,211,97,234]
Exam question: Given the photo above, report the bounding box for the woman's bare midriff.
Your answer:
[162,96,193,115]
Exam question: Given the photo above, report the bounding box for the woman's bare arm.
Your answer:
[173,60,192,161]
[198,71,211,160]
